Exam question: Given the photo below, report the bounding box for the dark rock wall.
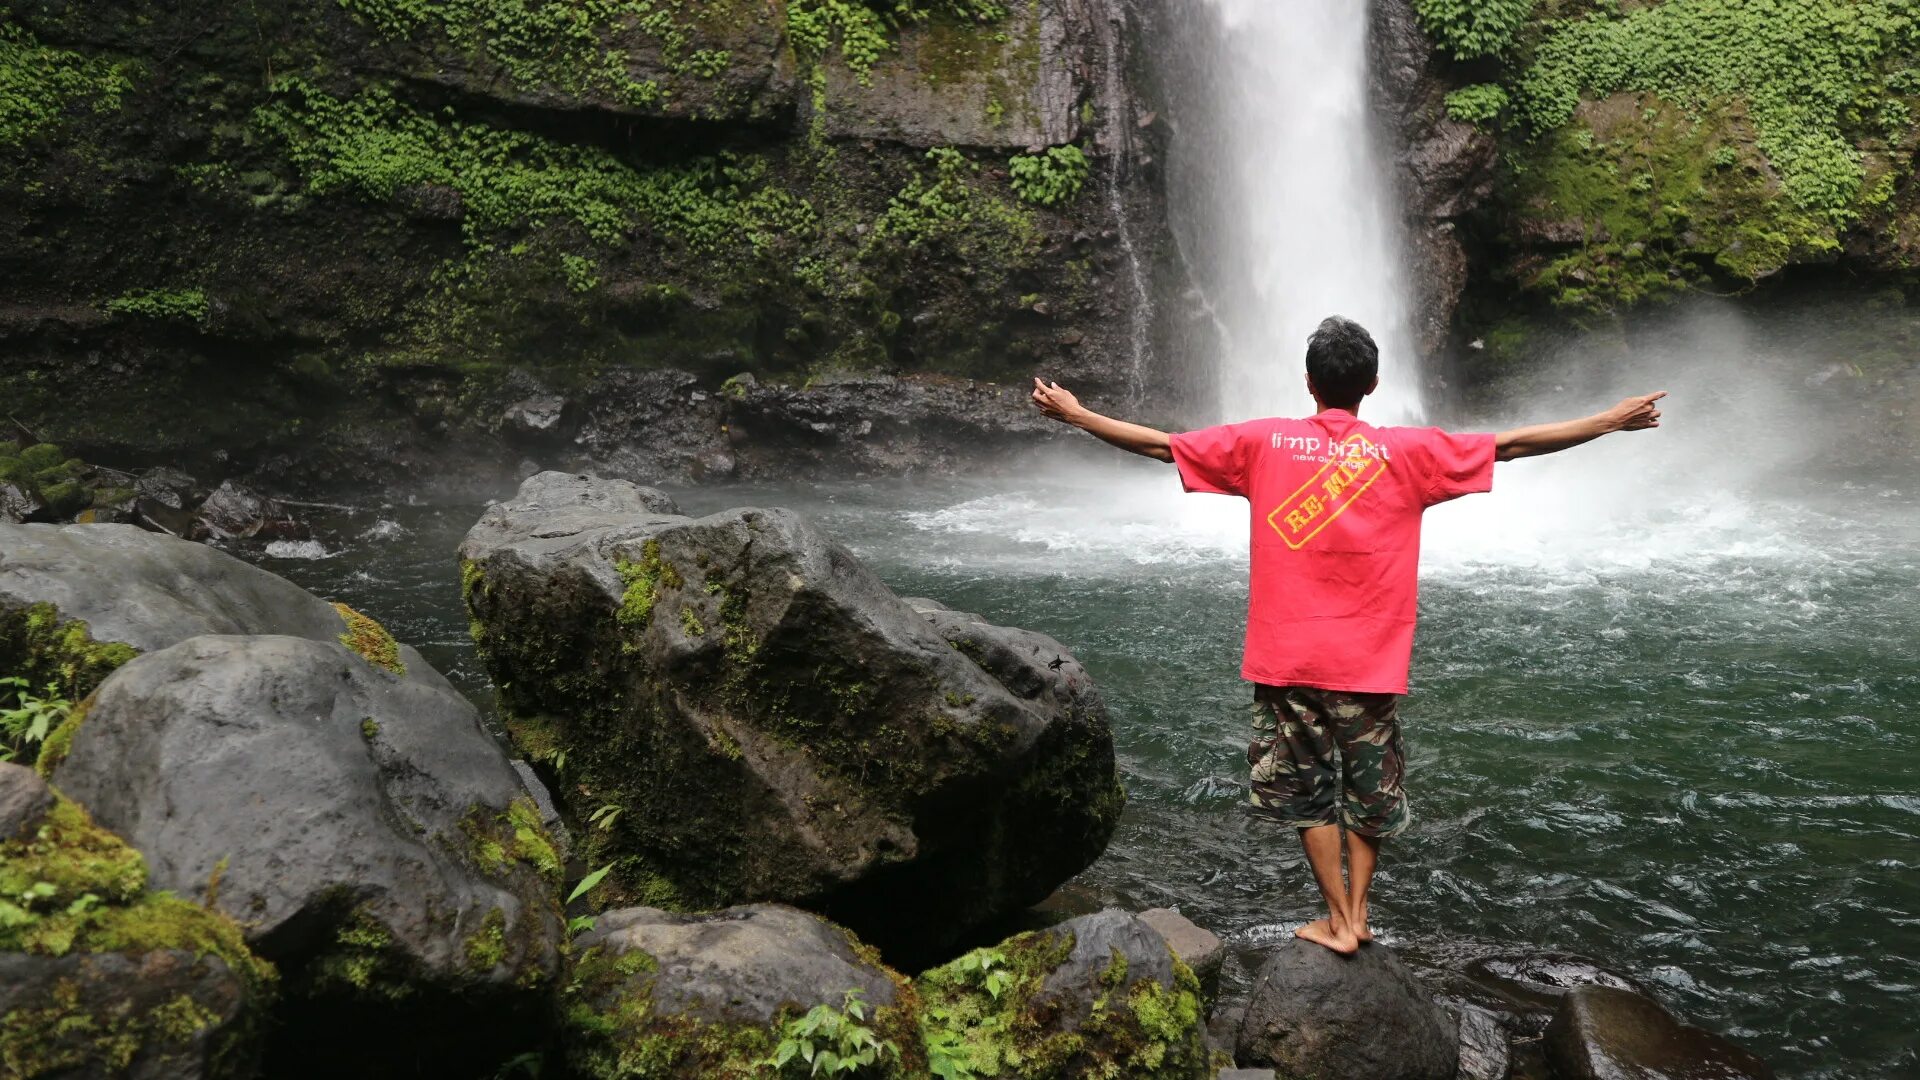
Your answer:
[0,0,1179,491]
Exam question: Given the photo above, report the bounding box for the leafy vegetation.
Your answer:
[254,78,816,256]
[0,25,133,148]
[763,989,899,1077]
[1444,83,1509,126]
[0,677,70,764]
[1413,0,1536,60]
[1511,0,1920,223]
[1007,145,1089,207]
[102,287,209,323]
[787,0,1008,83]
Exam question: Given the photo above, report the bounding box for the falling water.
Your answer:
[1187,0,1422,423]
[1091,1,1156,408]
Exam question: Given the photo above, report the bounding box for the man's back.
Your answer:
[1168,409,1494,695]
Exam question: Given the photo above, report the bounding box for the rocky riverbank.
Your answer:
[0,476,1785,1078]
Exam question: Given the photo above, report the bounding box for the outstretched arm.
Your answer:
[1030,379,1174,462]
[1495,391,1666,461]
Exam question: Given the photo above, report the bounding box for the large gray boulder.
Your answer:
[915,909,1211,1078]
[1236,941,1457,1080]
[0,767,274,1079]
[563,904,919,1078]
[460,472,1123,958]
[50,634,565,1078]
[1545,985,1774,1080]
[0,523,441,723]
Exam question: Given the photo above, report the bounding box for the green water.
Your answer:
[259,450,1920,1079]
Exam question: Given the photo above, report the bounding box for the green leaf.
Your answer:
[565,863,613,904]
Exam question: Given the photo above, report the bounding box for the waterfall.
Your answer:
[1187,0,1423,424]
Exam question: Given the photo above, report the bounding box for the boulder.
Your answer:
[1545,985,1774,1080]
[50,634,565,1077]
[1137,907,1225,1004]
[460,473,1123,959]
[1451,1000,1513,1080]
[192,480,305,542]
[563,904,919,1079]
[0,523,442,752]
[1463,951,1647,1024]
[0,775,273,1079]
[1236,941,1456,1080]
[916,909,1210,1078]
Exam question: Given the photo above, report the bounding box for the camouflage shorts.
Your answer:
[1247,684,1409,837]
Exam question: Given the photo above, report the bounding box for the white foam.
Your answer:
[263,538,334,560]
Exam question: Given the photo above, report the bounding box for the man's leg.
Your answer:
[1334,692,1409,945]
[1345,830,1381,942]
[1295,824,1359,954]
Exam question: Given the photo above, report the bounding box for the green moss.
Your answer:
[615,540,682,635]
[677,606,706,637]
[303,906,414,1002]
[0,24,134,148]
[462,797,565,888]
[0,444,98,522]
[0,788,274,1077]
[465,907,509,973]
[331,602,406,675]
[788,0,1008,85]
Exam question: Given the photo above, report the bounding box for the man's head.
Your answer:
[1304,315,1379,411]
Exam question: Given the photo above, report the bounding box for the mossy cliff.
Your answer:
[0,0,1171,491]
[1376,1,1920,330]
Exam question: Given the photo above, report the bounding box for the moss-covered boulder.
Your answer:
[0,763,275,1079]
[0,522,446,763]
[916,909,1211,1079]
[460,471,1123,960]
[48,635,565,1078]
[0,443,133,526]
[562,903,923,1079]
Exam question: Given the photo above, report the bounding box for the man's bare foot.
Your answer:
[1351,900,1373,942]
[1295,918,1360,955]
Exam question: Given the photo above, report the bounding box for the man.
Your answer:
[1031,315,1665,954]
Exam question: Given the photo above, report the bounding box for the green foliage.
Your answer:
[614,540,682,634]
[0,25,133,147]
[0,677,70,764]
[1510,0,1920,223]
[335,0,734,102]
[1006,145,1089,207]
[764,989,900,1077]
[1413,0,1536,60]
[787,0,1008,83]
[0,443,97,522]
[872,147,1034,251]
[567,863,615,905]
[254,78,816,256]
[1444,83,1510,126]
[101,288,209,323]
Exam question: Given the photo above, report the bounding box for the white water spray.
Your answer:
[1194,0,1422,423]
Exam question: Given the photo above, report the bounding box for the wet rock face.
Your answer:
[563,904,918,1079]
[1545,985,1775,1080]
[50,634,564,1078]
[1236,941,1457,1080]
[460,472,1123,960]
[0,762,56,840]
[1367,0,1497,354]
[914,909,1211,1078]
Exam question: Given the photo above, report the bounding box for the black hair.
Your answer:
[1304,315,1378,410]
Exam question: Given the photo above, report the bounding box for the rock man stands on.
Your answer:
[1032,315,1664,953]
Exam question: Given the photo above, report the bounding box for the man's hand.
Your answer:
[1603,391,1666,432]
[1495,390,1668,461]
[1031,378,1084,424]
[1031,377,1174,462]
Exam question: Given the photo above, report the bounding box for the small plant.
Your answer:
[0,677,71,763]
[1443,83,1509,126]
[1007,144,1089,207]
[566,863,613,905]
[586,804,623,831]
[764,989,899,1077]
[102,287,210,323]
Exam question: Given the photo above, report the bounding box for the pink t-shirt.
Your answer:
[1170,409,1495,695]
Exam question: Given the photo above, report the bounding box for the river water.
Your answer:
[254,383,1919,1078]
